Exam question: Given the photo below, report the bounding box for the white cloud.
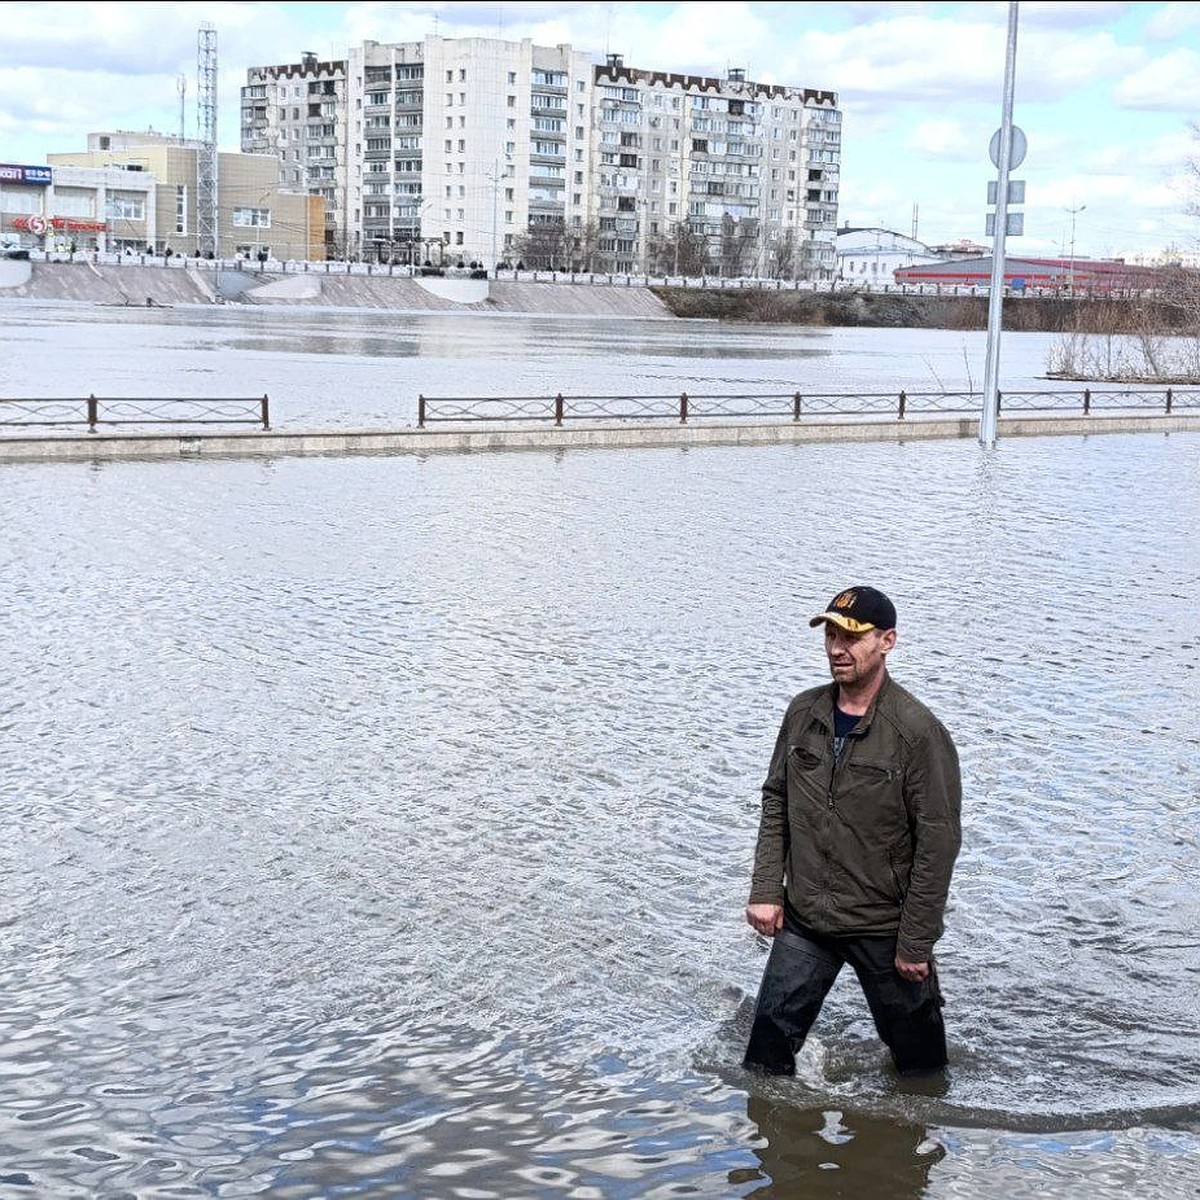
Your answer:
[1113,47,1200,109]
[1020,2,1132,31]
[1142,1,1200,40]
[904,119,978,161]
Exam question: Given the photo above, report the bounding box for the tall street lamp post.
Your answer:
[1066,201,1086,294]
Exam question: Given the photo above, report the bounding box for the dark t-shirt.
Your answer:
[832,704,860,763]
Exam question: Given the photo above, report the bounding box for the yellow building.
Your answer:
[46,131,324,260]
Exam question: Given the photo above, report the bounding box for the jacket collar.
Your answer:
[813,672,892,732]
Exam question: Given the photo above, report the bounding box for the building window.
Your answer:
[52,189,94,218]
[106,193,146,221]
[175,184,187,234]
[232,206,271,228]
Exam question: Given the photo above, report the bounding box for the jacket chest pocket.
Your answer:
[837,758,906,826]
[785,744,828,807]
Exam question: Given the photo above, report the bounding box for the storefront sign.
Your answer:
[0,163,52,185]
[12,215,107,233]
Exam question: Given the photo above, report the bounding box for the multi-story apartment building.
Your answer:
[241,53,349,255]
[241,36,840,276]
[588,57,839,277]
[344,36,594,266]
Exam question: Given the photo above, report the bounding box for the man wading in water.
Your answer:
[743,587,961,1076]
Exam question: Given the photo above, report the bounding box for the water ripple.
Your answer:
[1,340,1199,1195]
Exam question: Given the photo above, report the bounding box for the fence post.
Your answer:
[418,394,426,428]
[1083,388,1090,415]
[898,390,907,420]
[87,393,98,433]
[554,393,564,426]
[793,391,802,422]
[1166,388,1173,414]
[679,392,689,424]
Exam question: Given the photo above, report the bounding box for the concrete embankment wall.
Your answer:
[247,273,674,317]
[2,261,1189,331]
[0,260,673,318]
[0,261,215,306]
[2,414,1195,464]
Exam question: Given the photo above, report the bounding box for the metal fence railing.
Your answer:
[417,388,1200,428]
[0,395,271,433]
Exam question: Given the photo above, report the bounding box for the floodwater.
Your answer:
[1,302,1199,1198]
[1,298,1081,431]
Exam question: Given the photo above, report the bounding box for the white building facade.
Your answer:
[1,160,154,253]
[588,58,839,277]
[242,35,840,274]
[344,36,594,266]
[835,226,941,283]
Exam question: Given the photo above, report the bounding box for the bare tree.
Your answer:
[561,221,601,272]
[653,221,710,276]
[511,219,570,270]
[718,214,757,277]
[764,228,798,280]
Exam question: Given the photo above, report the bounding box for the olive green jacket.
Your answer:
[749,674,961,962]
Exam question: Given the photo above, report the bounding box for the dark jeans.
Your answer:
[744,923,947,1076]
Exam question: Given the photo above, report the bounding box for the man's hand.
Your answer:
[746,903,783,937]
[894,955,930,982]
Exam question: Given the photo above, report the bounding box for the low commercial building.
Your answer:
[1,161,138,252]
[836,226,940,282]
[893,256,1163,292]
[38,132,324,259]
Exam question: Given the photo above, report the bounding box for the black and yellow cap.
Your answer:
[809,586,897,634]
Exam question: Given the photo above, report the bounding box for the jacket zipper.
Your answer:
[827,733,850,809]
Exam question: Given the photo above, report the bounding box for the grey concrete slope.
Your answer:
[1,261,213,306]
[246,274,673,317]
[0,262,675,317]
[488,281,671,317]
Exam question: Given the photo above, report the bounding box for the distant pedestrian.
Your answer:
[743,586,961,1077]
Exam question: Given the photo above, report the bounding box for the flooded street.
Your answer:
[1,303,1198,1197]
[1,298,1078,432]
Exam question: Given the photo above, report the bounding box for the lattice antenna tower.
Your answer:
[196,23,218,256]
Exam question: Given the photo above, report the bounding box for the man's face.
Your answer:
[824,623,896,687]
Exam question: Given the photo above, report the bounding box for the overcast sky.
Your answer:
[2,1,1198,260]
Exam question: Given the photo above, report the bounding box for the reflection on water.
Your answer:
[1,321,1199,1195]
[734,1095,944,1197]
